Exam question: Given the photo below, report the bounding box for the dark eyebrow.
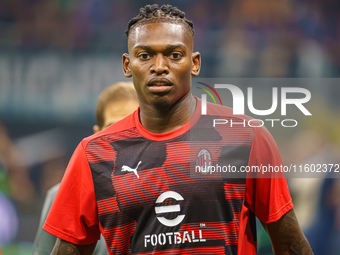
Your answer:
[133,44,186,52]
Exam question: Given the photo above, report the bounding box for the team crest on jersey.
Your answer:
[196,149,212,169]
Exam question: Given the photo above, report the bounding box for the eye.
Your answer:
[170,52,183,60]
[138,53,151,60]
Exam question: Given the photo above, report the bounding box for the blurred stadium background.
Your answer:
[0,0,340,254]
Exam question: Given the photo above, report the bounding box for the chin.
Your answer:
[152,100,172,110]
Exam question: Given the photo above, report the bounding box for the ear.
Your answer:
[122,53,132,77]
[93,124,100,134]
[191,52,201,76]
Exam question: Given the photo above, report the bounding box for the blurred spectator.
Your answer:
[33,82,138,255]
[284,117,340,254]
[0,0,339,78]
[296,39,330,77]
[0,123,36,205]
[0,124,23,247]
[305,178,340,255]
[0,192,18,246]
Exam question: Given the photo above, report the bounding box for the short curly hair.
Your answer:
[126,4,194,38]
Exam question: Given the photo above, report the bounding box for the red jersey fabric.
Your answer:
[43,98,293,254]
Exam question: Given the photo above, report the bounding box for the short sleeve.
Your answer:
[245,126,293,223]
[43,141,101,245]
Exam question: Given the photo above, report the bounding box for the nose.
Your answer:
[150,54,169,74]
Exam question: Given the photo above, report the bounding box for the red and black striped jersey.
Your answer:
[44,98,293,254]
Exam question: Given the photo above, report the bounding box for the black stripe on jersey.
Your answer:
[172,180,237,223]
[181,200,239,223]
[225,245,238,255]
[90,161,116,201]
[190,127,222,141]
[224,178,247,184]
[99,211,135,230]
[218,145,251,179]
[110,137,167,177]
[249,210,257,246]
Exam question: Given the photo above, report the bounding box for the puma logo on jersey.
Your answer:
[121,161,142,178]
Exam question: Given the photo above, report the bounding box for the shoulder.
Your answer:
[198,100,278,149]
[204,101,266,136]
[81,110,137,148]
[46,183,61,200]
[205,101,258,123]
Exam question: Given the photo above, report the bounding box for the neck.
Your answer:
[138,94,196,134]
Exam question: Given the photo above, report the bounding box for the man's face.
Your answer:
[123,22,200,108]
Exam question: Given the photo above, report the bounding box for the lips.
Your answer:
[147,78,173,94]
[150,82,170,86]
[147,77,173,87]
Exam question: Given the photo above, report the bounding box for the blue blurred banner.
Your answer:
[0,51,126,123]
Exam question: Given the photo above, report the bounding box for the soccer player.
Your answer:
[44,4,313,255]
[33,82,138,255]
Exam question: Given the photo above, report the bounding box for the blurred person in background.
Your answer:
[0,124,36,206]
[285,114,340,255]
[305,178,340,255]
[32,82,138,255]
[0,124,18,247]
[0,123,35,253]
